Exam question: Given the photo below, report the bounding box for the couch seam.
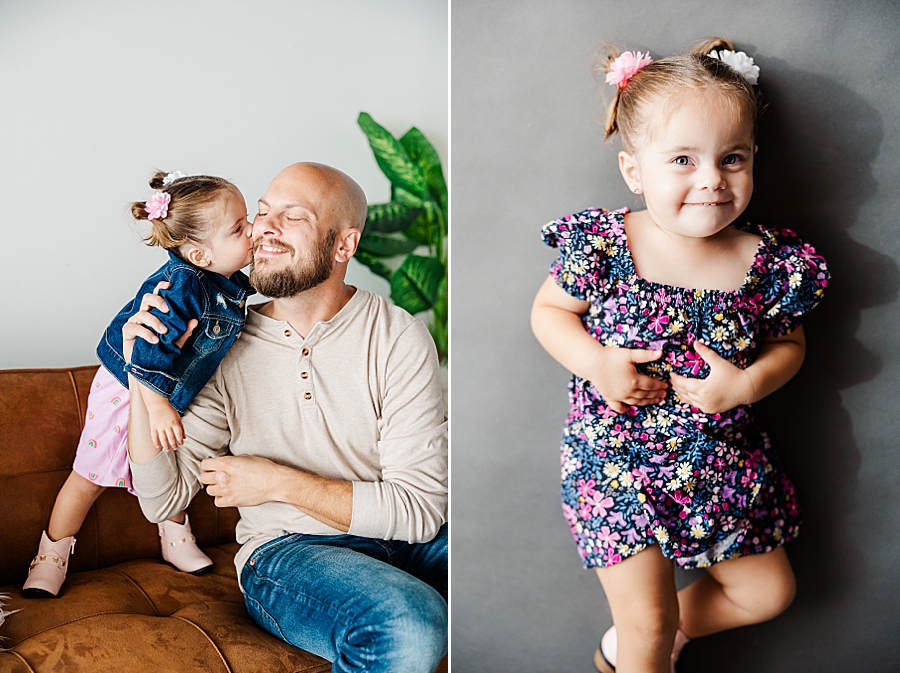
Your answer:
[6,611,137,646]
[2,650,37,672]
[170,615,233,673]
[105,567,160,616]
[66,369,85,432]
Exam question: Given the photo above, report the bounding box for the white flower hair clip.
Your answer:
[708,49,760,85]
[162,170,187,187]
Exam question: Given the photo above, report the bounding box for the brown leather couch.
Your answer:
[0,366,447,672]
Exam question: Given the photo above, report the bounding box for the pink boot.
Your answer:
[22,531,76,598]
[158,515,213,574]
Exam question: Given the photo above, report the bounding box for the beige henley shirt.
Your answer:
[130,288,448,578]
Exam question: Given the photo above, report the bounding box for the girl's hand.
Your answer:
[147,401,185,452]
[669,341,753,414]
[587,346,667,414]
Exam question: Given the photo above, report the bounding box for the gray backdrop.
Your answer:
[451,1,900,671]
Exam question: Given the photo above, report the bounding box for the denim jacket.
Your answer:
[97,252,254,414]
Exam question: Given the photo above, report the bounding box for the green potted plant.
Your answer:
[355,112,448,364]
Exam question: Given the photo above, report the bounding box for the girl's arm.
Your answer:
[137,385,185,453]
[669,327,806,414]
[531,276,667,413]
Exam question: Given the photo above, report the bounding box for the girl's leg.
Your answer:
[595,545,679,673]
[677,546,796,638]
[47,471,106,541]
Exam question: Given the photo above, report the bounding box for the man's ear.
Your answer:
[334,228,361,263]
[184,246,211,268]
[618,151,643,195]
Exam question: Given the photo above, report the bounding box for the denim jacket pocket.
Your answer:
[193,318,236,355]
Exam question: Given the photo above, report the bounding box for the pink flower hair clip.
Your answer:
[606,51,653,89]
[145,192,171,220]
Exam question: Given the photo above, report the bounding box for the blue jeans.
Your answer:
[241,524,448,673]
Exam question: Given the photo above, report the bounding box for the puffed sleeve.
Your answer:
[759,228,830,338]
[541,208,618,302]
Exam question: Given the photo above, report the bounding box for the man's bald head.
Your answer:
[271,162,368,233]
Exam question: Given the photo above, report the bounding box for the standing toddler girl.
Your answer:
[22,171,254,598]
[531,38,829,673]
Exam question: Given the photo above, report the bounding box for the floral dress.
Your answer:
[542,208,829,569]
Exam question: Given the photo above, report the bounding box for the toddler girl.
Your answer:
[531,38,829,673]
[22,171,254,598]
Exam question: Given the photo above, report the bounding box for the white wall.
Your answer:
[0,0,447,368]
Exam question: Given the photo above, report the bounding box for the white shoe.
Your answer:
[594,625,690,673]
[158,515,213,574]
[22,531,76,598]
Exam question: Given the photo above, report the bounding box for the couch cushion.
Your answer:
[0,543,330,673]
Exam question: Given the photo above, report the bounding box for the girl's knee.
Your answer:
[615,604,680,646]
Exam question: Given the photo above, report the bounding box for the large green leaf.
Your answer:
[358,231,419,257]
[390,255,445,315]
[392,186,425,209]
[358,113,429,199]
[430,276,448,363]
[400,127,447,215]
[365,202,421,234]
[402,207,435,247]
[354,251,393,281]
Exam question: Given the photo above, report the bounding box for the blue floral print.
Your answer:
[543,208,829,569]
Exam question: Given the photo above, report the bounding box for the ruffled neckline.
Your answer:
[611,208,772,297]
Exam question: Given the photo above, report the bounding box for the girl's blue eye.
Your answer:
[673,156,691,166]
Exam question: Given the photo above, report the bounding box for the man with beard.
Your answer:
[124,163,448,673]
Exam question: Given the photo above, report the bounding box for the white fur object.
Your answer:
[0,593,19,651]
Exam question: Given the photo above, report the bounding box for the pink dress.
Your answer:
[72,367,134,494]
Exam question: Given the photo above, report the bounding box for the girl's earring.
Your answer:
[632,187,642,194]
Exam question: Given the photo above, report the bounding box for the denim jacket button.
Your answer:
[213,322,221,335]
[239,300,245,308]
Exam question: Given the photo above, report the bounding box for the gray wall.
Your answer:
[451,1,900,671]
[0,0,447,369]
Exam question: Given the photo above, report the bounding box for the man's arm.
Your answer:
[198,455,353,531]
[198,318,447,542]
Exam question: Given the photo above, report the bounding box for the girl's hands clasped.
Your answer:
[585,346,667,414]
[669,340,752,415]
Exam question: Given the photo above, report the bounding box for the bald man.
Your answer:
[125,163,448,673]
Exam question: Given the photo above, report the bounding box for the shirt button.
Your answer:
[284,329,292,337]
[300,372,309,379]
[301,347,310,356]
[304,392,312,400]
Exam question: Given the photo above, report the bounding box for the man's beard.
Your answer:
[249,228,338,298]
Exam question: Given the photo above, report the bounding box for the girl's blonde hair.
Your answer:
[131,171,240,250]
[597,37,762,153]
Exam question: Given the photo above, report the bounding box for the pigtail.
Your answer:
[691,37,735,57]
[148,170,169,190]
[594,44,626,140]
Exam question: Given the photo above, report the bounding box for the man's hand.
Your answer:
[122,281,197,362]
[199,455,281,508]
[669,341,752,414]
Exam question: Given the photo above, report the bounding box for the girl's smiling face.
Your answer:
[618,90,756,240]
